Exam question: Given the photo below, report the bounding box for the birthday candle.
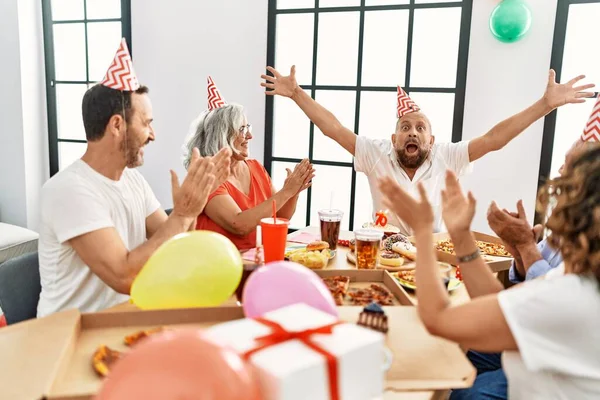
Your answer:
[256,225,262,247]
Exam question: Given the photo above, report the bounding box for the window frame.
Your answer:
[536,0,600,224]
[41,0,132,176]
[264,0,473,230]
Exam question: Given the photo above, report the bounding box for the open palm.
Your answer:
[441,170,476,234]
[378,176,434,233]
[544,69,595,109]
[261,66,299,98]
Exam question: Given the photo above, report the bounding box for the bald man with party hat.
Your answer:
[262,67,595,235]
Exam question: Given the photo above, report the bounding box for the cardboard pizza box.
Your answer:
[315,269,413,306]
[408,232,513,273]
[0,305,474,399]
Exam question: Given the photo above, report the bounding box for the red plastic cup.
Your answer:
[260,218,290,263]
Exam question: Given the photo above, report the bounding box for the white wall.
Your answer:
[132,0,269,209]
[18,0,50,231]
[0,0,28,227]
[462,0,558,233]
[0,0,563,233]
[132,0,560,233]
[0,0,48,231]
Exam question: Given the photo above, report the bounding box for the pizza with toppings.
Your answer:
[476,241,511,257]
[347,284,394,306]
[322,276,351,306]
[395,270,416,285]
[436,239,511,258]
[92,345,124,377]
[124,327,164,347]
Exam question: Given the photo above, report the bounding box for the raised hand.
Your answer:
[487,200,536,248]
[543,69,595,109]
[283,159,315,196]
[261,66,299,98]
[170,148,216,219]
[441,170,476,235]
[209,147,232,192]
[378,176,433,233]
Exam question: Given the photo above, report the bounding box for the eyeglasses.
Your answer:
[238,124,252,136]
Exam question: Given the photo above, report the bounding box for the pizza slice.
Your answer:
[92,345,124,377]
[476,241,511,257]
[124,327,164,347]
[322,276,351,305]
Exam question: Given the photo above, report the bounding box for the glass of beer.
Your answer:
[354,229,383,269]
[318,209,343,250]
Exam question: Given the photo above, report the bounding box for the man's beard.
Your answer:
[396,146,429,169]
[121,128,146,168]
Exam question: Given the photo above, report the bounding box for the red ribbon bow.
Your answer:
[375,211,388,227]
[243,317,343,400]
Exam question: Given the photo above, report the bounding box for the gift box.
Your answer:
[205,303,385,400]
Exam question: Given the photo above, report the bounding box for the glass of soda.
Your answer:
[318,209,343,250]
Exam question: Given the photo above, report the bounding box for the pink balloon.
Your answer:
[95,329,260,400]
[242,261,338,318]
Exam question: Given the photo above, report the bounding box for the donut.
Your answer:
[383,233,411,251]
[378,250,405,267]
[391,241,417,261]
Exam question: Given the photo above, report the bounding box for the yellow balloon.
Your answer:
[131,231,243,309]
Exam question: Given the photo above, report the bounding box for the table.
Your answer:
[286,227,474,306]
[106,227,490,400]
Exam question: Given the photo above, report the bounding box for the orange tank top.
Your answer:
[196,159,273,250]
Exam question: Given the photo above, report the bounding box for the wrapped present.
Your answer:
[205,303,385,400]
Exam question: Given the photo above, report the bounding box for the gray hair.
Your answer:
[183,104,245,169]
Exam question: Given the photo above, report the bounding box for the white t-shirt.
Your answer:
[37,160,161,317]
[498,274,600,399]
[354,137,472,235]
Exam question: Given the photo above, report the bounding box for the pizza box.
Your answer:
[408,232,513,273]
[315,269,414,306]
[0,305,474,399]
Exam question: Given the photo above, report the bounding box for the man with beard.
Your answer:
[37,40,230,316]
[261,66,594,235]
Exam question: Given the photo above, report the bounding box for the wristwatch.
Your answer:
[457,249,481,263]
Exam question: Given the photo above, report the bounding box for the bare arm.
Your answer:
[69,148,216,294]
[205,159,313,236]
[379,174,517,353]
[452,231,504,298]
[204,190,295,237]
[468,71,594,162]
[277,192,299,220]
[70,214,195,294]
[276,161,314,220]
[440,171,504,297]
[146,209,168,239]
[262,66,357,156]
[412,230,517,352]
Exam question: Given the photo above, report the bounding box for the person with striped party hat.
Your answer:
[183,76,314,250]
[262,66,595,236]
[37,39,231,317]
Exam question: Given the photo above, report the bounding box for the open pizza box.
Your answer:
[315,269,414,306]
[0,304,474,399]
[408,232,513,273]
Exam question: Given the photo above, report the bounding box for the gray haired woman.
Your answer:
[185,98,314,250]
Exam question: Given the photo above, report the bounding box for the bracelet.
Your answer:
[457,249,481,263]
